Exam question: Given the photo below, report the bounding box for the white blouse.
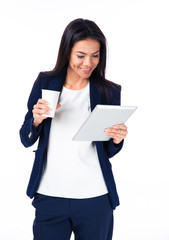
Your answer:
[37,83,108,198]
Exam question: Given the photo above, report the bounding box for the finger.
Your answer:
[35,104,50,111]
[34,102,51,111]
[104,130,127,139]
[105,128,128,135]
[112,124,127,130]
[38,99,49,105]
[105,132,124,144]
[105,132,127,139]
[34,113,47,121]
[33,107,51,115]
[56,104,61,110]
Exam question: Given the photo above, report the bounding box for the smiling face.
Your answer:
[67,38,100,81]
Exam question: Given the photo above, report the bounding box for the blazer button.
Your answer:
[28,132,32,138]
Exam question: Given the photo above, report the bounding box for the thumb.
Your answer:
[56,104,61,110]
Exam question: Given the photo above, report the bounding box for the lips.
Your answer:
[79,67,92,73]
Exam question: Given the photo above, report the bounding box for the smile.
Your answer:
[79,68,92,73]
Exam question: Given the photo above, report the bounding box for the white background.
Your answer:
[0,0,169,239]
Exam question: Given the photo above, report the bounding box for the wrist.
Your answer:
[33,119,39,128]
[113,139,121,145]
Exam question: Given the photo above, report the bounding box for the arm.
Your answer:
[19,73,43,147]
[103,85,125,158]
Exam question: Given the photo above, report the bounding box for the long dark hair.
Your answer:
[44,18,121,103]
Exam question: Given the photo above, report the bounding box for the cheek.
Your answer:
[93,58,100,68]
[69,57,81,68]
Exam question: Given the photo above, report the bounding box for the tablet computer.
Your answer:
[72,105,137,141]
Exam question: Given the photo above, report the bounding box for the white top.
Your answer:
[37,83,108,198]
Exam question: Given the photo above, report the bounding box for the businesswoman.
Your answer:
[20,18,128,240]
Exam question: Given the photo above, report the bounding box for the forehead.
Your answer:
[72,38,100,53]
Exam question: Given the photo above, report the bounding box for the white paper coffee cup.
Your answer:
[42,89,60,118]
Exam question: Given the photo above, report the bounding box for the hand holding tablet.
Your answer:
[104,124,128,144]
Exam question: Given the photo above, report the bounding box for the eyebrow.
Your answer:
[75,50,100,54]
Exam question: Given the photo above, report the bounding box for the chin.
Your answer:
[78,69,94,78]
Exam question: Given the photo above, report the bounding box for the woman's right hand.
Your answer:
[32,99,61,128]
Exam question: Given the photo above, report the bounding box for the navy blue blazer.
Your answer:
[20,70,123,210]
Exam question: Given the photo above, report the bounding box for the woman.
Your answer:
[20,18,128,240]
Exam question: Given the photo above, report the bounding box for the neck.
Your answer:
[64,67,89,90]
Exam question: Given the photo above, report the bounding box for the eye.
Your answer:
[93,54,99,58]
[77,55,84,59]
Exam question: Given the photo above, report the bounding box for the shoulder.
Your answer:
[99,79,122,105]
[104,79,121,93]
[33,71,62,88]
[34,72,54,85]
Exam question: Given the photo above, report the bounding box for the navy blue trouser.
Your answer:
[32,193,114,240]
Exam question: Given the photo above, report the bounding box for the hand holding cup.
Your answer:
[33,89,61,128]
[32,99,61,128]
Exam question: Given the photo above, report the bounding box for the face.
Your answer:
[68,38,100,80]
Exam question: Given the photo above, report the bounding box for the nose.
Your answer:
[83,56,92,67]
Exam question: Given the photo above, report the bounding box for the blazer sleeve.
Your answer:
[19,73,43,147]
[103,85,124,158]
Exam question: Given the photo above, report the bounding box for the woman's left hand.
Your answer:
[104,124,128,144]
